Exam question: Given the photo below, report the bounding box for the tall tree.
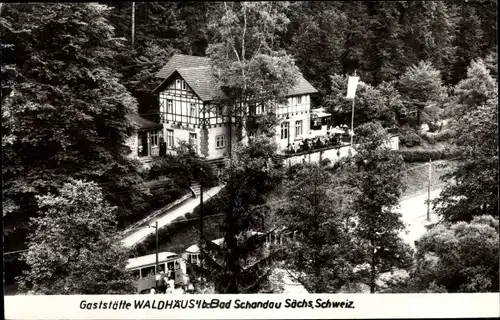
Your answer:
[451,0,497,83]
[484,51,498,80]
[433,60,498,222]
[18,179,135,294]
[277,164,358,293]
[283,1,348,107]
[452,59,498,117]
[1,3,146,236]
[325,74,399,128]
[206,1,301,142]
[397,61,447,126]
[106,2,188,117]
[342,122,413,293]
[197,136,284,293]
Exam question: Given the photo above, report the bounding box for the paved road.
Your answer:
[397,189,442,248]
[121,185,224,248]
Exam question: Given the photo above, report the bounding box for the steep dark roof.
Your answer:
[177,66,226,101]
[156,54,211,79]
[154,54,317,101]
[288,76,318,96]
[128,114,163,131]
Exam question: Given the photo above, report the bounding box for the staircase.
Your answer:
[272,154,287,166]
[190,182,201,198]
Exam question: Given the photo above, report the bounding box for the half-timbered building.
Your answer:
[151,54,318,161]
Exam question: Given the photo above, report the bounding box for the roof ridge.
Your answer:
[172,53,209,59]
[178,66,211,70]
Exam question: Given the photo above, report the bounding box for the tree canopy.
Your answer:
[1,3,147,239]
[433,59,499,222]
[18,179,135,294]
[343,122,413,292]
[393,215,500,293]
[278,164,358,293]
[197,136,284,293]
[206,1,301,139]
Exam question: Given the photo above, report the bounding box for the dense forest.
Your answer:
[1,1,497,294]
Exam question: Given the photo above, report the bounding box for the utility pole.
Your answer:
[200,183,204,240]
[131,2,135,46]
[350,70,356,150]
[199,181,204,272]
[155,221,159,291]
[427,159,432,221]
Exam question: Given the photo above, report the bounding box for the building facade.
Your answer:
[151,54,318,160]
[126,115,164,164]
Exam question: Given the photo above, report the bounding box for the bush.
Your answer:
[389,148,457,162]
[399,126,423,147]
[422,134,437,145]
[320,158,332,167]
[432,129,454,142]
[144,178,186,210]
[148,154,218,188]
[428,122,440,133]
[286,163,305,178]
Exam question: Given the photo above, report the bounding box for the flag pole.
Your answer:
[427,158,432,221]
[349,70,357,155]
[131,2,135,46]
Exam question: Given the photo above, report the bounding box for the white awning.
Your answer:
[314,111,331,118]
[329,128,345,134]
[311,108,332,118]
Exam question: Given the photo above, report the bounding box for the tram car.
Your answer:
[126,252,185,294]
[126,230,298,293]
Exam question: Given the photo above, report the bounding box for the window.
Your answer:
[150,131,158,147]
[182,80,187,90]
[140,266,156,278]
[188,254,199,265]
[167,99,173,113]
[295,120,303,137]
[189,133,197,151]
[166,129,174,148]
[131,269,140,280]
[216,106,223,117]
[190,103,196,117]
[175,79,181,89]
[216,135,226,149]
[296,96,302,105]
[249,105,256,115]
[281,122,289,140]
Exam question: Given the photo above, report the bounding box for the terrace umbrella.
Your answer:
[328,127,345,135]
[302,133,317,140]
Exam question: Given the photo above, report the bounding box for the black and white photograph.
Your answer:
[2,0,498,308]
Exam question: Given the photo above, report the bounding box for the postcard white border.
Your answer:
[4,293,500,319]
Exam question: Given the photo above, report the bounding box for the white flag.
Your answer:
[346,76,360,99]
